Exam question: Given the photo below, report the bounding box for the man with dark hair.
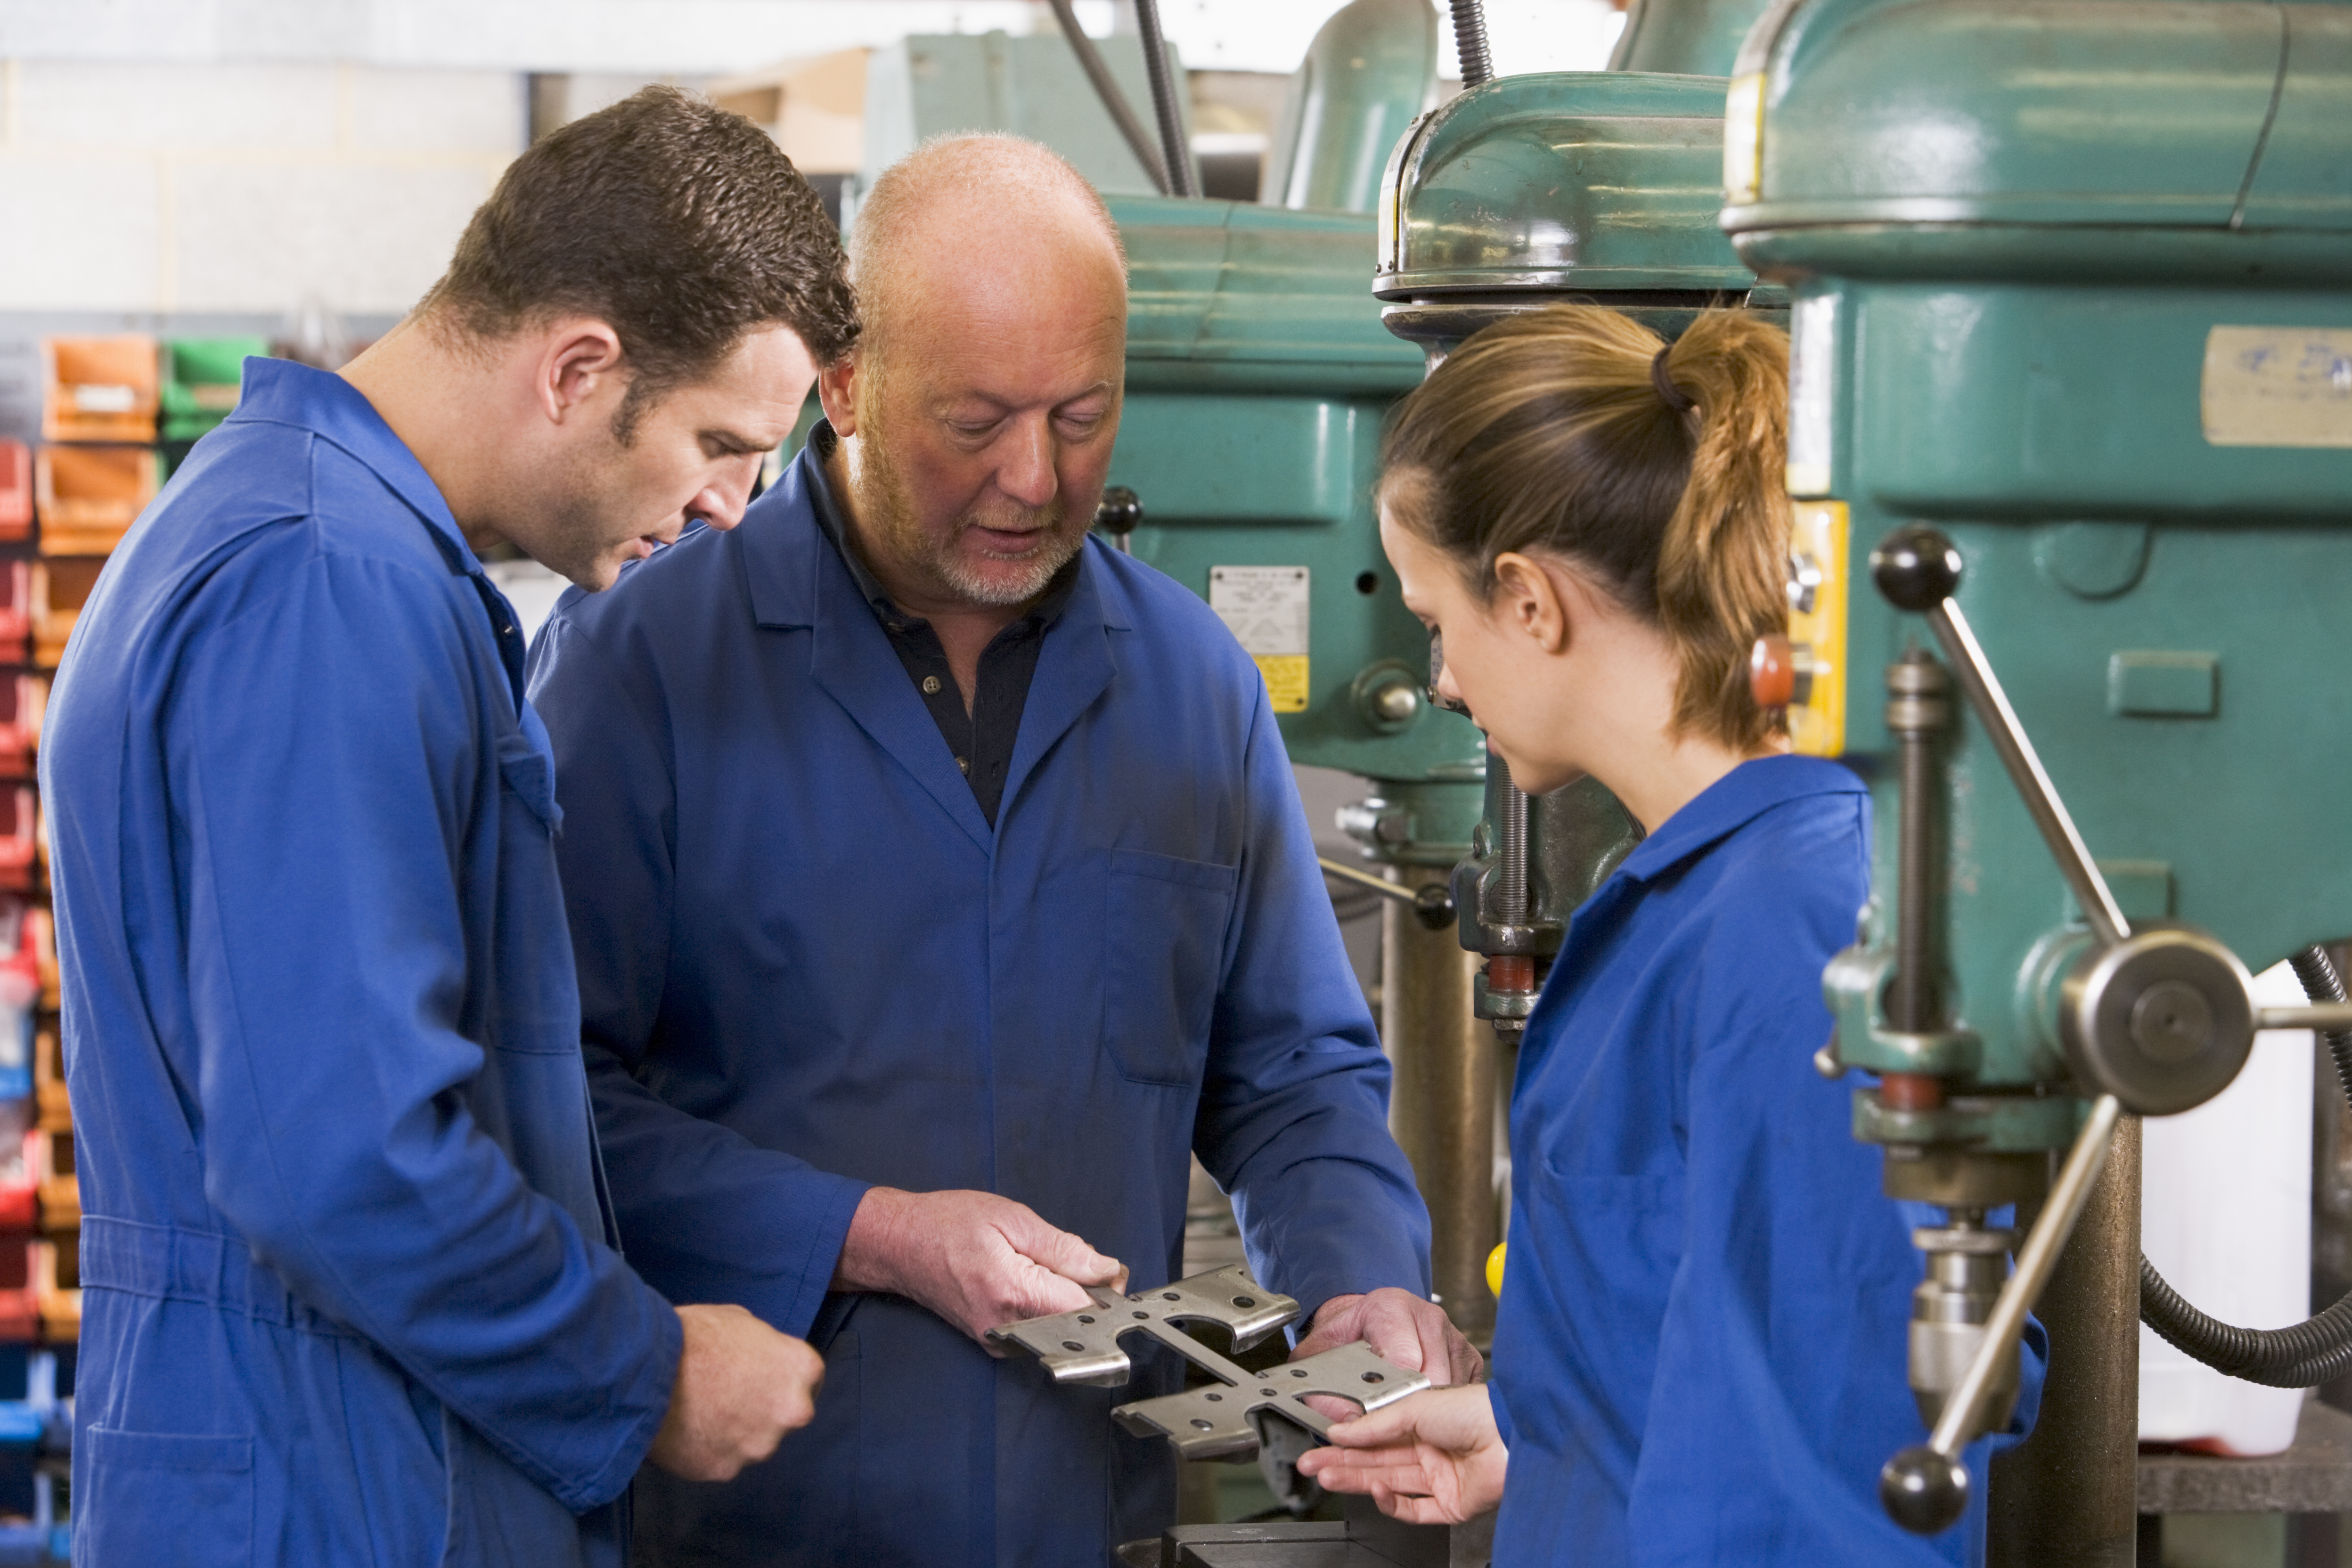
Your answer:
[42,86,856,1567]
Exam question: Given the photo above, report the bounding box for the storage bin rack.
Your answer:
[159,335,266,462]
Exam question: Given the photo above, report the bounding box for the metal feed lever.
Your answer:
[988,1263,1433,1462]
[1868,526,2291,1534]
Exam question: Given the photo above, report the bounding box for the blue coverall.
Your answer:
[526,442,1434,1567]
[42,360,682,1568]
[1488,754,2044,1567]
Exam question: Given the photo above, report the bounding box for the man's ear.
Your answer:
[817,353,860,438]
[536,319,627,425]
[1492,551,1571,655]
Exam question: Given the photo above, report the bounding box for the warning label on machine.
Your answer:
[2203,326,2352,447]
[1209,566,1310,714]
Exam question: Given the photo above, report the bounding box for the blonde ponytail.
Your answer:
[1378,304,1792,751]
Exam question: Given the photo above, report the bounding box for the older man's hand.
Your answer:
[834,1186,1128,1343]
[1292,1288,1483,1421]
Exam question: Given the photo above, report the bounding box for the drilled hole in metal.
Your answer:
[1190,1419,1215,1430]
[1290,1368,1308,1378]
[1078,1315,1094,1323]
[1205,1393,1222,1402]
[1233,1296,1256,1307]
[1133,1311,1149,1319]
[1062,1340,1085,1352]
[1163,1292,1181,1301]
[1361,1372,1384,1384]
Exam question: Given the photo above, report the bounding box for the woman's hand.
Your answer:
[1293,1383,1508,1525]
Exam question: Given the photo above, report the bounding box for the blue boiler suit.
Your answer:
[42,361,682,1568]
[1487,755,2043,1568]
[526,443,1433,1568]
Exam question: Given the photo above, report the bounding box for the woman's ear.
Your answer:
[1492,552,1571,655]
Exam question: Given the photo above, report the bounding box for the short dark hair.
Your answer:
[426,84,858,438]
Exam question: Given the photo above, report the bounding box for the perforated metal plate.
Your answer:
[990,1264,1433,1462]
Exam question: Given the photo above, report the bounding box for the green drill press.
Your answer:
[1723,0,2352,1554]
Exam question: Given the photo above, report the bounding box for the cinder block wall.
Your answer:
[0,61,524,316]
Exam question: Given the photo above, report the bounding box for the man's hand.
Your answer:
[1294,1383,1507,1526]
[1294,1288,1484,1386]
[833,1186,1127,1342]
[647,1303,825,1483]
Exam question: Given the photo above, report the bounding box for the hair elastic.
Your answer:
[1650,346,1696,414]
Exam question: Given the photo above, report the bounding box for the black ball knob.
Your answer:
[1879,1445,1970,1535]
[1094,486,1142,533]
[1412,882,1456,931]
[1870,526,1963,612]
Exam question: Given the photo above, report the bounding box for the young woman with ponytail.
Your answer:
[1297,307,2041,1566]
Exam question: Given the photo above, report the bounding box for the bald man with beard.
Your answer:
[527,135,1476,1567]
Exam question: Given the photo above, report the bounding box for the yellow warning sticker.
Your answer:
[1255,654,1311,714]
[1787,499,1849,758]
[1210,566,1311,714]
[2202,326,2352,448]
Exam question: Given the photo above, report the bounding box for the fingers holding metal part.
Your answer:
[1293,1288,1482,1419]
[833,1185,1126,1344]
[1294,1383,1507,1525]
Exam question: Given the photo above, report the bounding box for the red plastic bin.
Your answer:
[0,791,35,894]
[0,563,31,666]
[0,1240,39,1343]
[0,676,46,774]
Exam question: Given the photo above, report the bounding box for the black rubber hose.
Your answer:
[2137,943,2352,1388]
[1045,0,1170,195]
[1130,0,1197,198]
[1449,0,1495,89]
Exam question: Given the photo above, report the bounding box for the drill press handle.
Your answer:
[1867,526,2287,1530]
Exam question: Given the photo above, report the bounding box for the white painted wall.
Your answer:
[0,60,520,314]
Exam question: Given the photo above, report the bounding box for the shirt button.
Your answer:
[922,676,942,695]
[956,756,970,775]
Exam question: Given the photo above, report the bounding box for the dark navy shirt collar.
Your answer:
[1613,753,1867,886]
[799,420,1080,635]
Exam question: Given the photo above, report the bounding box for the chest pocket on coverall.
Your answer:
[1103,849,1238,1086]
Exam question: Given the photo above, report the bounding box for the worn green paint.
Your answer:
[1375,71,1756,296]
[1728,0,2352,1138]
[1106,196,1486,787]
[862,31,1188,195]
[1261,0,1440,213]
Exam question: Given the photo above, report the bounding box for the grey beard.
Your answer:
[930,523,1083,605]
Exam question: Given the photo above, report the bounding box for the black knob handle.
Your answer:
[1094,486,1142,533]
[1879,1445,1969,1535]
[1870,526,1963,612]
[1412,882,1455,931]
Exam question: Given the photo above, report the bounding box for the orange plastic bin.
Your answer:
[0,443,27,541]
[41,335,159,444]
[31,558,103,668]
[36,445,158,555]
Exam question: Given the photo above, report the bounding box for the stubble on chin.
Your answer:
[849,437,1084,610]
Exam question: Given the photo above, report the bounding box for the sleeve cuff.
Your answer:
[751,1174,871,1340]
[564,1283,687,1511]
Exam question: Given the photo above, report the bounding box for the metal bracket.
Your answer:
[989,1264,1434,1462]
